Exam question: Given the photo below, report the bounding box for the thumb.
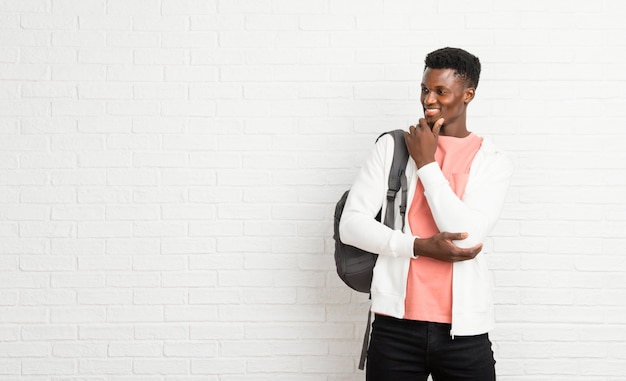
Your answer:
[432,118,445,137]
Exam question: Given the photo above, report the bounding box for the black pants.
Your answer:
[366,314,496,381]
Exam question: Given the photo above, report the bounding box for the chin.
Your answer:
[424,116,439,126]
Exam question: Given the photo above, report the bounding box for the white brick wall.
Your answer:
[0,0,625,379]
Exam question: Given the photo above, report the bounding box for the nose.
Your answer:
[423,91,436,105]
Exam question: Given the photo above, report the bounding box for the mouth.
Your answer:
[424,108,440,118]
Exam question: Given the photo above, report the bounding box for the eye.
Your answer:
[421,87,429,94]
[437,89,447,95]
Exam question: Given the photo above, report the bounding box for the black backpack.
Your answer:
[333,129,410,370]
[333,129,409,293]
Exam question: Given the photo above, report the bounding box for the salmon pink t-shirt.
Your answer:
[404,133,483,323]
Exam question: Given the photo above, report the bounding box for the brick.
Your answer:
[133,83,187,99]
[107,101,160,116]
[19,254,75,270]
[161,32,218,48]
[131,188,186,203]
[162,0,215,15]
[0,31,50,47]
[78,15,131,30]
[133,16,187,31]
[77,222,132,238]
[52,0,105,14]
[77,290,131,305]
[191,358,246,375]
[165,66,219,82]
[217,0,270,14]
[190,83,241,99]
[162,100,216,116]
[0,99,50,116]
[189,252,242,270]
[78,117,131,133]
[51,239,105,255]
[108,342,163,357]
[164,342,218,357]
[105,205,159,221]
[54,341,108,357]
[51,100,105,115]
[133,289,186,305]
[51,273,105,288]
[0,14,17,31]
[131,256,186,271]
[160,169,216,186]
[161,272,217,288]
[51,135,104,151]
[78,325,133,340]
[107,0,160,15]
[21,14,76,29]
[20,187,76,203]
[21,153,76,169]
[52,203,105,220]
[191,14,243,31]
[78,359,132,374]
[132,115,186,131]
[191,48,243,65]
[0,0,48,12]
[132,221,186,237]
[77,187,131,203]
[50,307,106,323]
[105,238,159,255]
[20,47,76,64]
[188,289,241,304]
[78,256,132,271]
[106,273,160,288]
[52,31,106,47]
[105,169,158,186]
[0,204,48,220]
[107,306,163,323]
[135,324,188,340]
[107,65,163,81]
[22,325,77,340]
[78,47,132,64]
[22,359,76,375]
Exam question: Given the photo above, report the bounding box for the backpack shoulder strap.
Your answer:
[358,130,410,370]
[376,129,409,230]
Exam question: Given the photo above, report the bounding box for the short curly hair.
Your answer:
[424,47,481,89]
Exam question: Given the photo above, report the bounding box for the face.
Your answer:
[420,68,475,135]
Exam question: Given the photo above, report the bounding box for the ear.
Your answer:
[463,87,475,105]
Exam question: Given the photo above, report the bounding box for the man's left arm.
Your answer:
[418,150,514,249]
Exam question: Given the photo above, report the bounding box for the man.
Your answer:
[339,47,513,380]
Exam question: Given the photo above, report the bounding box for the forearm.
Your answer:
[416,157,512,248]
[339,135,416,259]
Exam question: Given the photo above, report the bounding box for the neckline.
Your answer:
[438,132,475,142]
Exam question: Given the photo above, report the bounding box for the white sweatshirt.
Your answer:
[339,132,513,336]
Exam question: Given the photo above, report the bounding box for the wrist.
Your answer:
[416,159,435,169]
[412,237,426,257]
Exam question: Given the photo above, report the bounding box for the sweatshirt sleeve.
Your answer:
[416,146,514,249]
[338,135,416,258]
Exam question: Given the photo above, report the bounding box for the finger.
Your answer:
[432,118,445,137]
[443,232,469,241]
